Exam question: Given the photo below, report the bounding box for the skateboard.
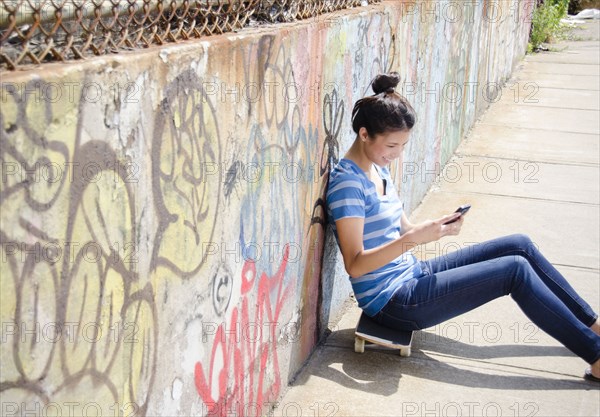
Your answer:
[354,312,413,357]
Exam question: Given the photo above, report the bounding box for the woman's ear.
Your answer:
[359,127,369,142]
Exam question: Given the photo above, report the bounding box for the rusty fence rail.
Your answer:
[0,0,378,70]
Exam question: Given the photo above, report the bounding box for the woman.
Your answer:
[326,72,600,382]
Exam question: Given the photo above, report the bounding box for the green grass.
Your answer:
[528,0,570,53]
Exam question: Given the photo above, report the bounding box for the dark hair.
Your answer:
[351,72,416,136]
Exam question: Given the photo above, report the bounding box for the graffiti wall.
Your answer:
[0,1,533,415]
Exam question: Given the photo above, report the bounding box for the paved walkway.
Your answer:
[274,20,600,417]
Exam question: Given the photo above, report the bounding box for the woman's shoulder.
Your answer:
[329,159,364,183]
[327,159,366,195]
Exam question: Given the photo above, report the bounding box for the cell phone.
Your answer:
[443,204,471,225]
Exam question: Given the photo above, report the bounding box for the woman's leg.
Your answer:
[420,234,598,327]
[376,255,600,365]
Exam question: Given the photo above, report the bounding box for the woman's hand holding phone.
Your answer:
[443,204,471,225]
[439,204,470,237]
[406,205,469,245]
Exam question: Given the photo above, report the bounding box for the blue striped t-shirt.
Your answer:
[326,158,422,317]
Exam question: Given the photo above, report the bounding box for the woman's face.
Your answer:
[362,128,411,167]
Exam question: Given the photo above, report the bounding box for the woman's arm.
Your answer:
[336,212,464,278]
[400,212,415,234]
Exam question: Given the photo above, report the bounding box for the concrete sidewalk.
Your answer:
[274,21,600,417]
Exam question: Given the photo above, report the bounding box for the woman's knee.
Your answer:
[512,254,531,269]
[479,234,535,260]
[508,233,534,249]
[510,255,536,288]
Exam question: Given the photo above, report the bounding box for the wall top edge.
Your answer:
[1,3,390,81]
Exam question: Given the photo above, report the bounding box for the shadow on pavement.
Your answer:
[291,329,599,394]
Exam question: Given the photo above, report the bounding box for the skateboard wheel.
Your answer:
[354,337,365,353]
[400,347,411,357]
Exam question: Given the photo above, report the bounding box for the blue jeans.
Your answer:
[374,234,600,364]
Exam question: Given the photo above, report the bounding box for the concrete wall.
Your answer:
[0,1,533,415]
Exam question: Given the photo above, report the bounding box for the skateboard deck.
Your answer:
[354,312,413,356]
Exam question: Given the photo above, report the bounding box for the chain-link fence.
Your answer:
[0,0,379,70]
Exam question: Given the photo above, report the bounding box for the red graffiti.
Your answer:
[194,245,293,417]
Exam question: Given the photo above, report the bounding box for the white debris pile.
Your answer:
[562,8,600,24]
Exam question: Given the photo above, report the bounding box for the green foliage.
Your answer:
[528,0,569,52]
[549,0,570,18]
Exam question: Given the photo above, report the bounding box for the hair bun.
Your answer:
[371,72,401,95]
